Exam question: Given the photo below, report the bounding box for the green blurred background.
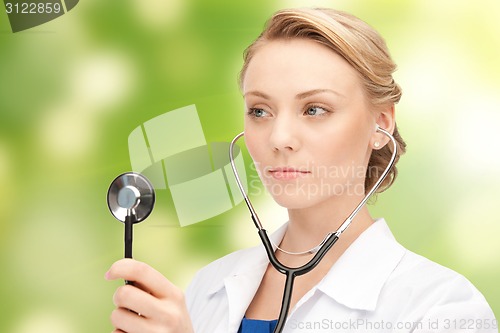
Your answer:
[1,0,499,331]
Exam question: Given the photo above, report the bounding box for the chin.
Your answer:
[267,191,329,210]
[264,181,364,210]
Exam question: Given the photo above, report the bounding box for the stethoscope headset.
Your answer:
[228,125,397,333]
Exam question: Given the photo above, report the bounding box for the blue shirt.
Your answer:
[238,317,278,333]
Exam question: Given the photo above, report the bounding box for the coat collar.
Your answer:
[205,219,405,330]
[206,224,288,332]
[206,223,288,296]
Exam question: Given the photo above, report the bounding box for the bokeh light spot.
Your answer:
[11,309,77,333]
[444,96,500,176]
[70,52,136,112]
[39,103,96,159]
[445,194,500,270]
[132,0,188,31]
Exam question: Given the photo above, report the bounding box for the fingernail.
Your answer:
[104,270,110,280]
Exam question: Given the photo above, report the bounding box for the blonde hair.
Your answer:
[239,8,406,193]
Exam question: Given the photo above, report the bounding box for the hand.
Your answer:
[105,259,194,333]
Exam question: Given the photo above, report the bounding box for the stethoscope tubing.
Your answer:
[258,229,340,332]
[229,127,397,333]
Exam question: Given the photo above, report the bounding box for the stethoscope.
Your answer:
[229,126,397,333]
[107,172,156,284]
[105,126,396,332]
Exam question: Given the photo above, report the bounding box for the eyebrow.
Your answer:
[244,89,345,100]
[244,90,271,99]
[296,89,346,100]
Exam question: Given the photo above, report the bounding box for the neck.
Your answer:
[280,194,374,256]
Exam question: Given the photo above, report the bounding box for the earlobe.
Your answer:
[370,130,383,150]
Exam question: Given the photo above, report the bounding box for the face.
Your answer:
[242,39,377,209]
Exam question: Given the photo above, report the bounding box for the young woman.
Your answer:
[106,8,496,333]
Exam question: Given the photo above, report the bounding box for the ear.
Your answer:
[370,104,396,150]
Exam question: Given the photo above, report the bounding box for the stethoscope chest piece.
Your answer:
[107,172,155,224]
[107,172,155,266]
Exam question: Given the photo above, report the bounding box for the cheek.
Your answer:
[311,128,368,176]
[310,126,351,160]
[244,128,271,183]
[244,125,265,162]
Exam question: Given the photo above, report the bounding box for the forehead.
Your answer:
[243,39,362,96]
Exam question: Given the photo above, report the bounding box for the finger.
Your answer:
[113,284,162,318]
[111,307,151,333]
[106,259,177,299]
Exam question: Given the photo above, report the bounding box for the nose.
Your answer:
[269,114,301,152]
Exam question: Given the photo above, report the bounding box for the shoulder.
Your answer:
[392,249,482,297]
[368,219,492,310]
[386,249,496,329]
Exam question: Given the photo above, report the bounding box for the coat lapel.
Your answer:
[223,225,288,332]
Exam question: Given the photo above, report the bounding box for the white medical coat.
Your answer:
[185,219,497,332]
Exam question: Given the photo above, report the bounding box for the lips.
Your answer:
[268,167,311,180]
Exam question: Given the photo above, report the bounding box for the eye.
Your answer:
[248,108,270,118]
[305,105,328,116]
